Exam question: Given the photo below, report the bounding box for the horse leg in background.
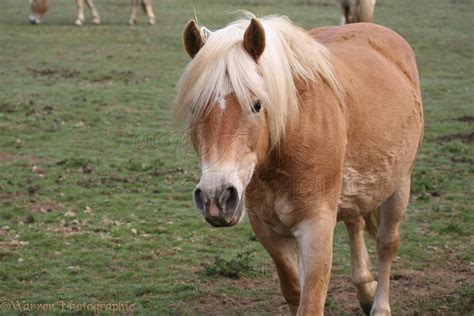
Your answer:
[338,0,365,24]
[142,0,156,25]
[357,0,376,23]
[248,213,300,315]
[84,0,100,25]
[345,217,377,315]
[349,0,359,23]
[29,0,49,24]
[75,0,85,26]
[337,0,350,25]
[129,0,138,25]
[371,179,410,315]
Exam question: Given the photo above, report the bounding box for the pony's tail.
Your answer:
[363,207,380,239]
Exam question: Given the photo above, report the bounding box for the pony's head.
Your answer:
[173,14,341,227]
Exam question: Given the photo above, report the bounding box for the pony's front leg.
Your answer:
[248,212,300,315]
[293,212,337,316]
[85,0,100,25]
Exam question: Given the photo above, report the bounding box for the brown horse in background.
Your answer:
[29,0,49,24]
[338,0,376,24]
[28,0,155,26]
[174,13,423,315]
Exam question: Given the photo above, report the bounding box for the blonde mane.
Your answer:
[173,14,343,145]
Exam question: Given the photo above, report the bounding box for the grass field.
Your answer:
[0,0,473,314]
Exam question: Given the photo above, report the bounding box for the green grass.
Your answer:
[0,0,473,314]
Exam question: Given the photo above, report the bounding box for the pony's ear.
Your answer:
[183,20,204,59]
[243,18,266,61]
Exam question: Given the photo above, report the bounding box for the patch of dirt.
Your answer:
[91,70,136,83]
[78,174,139,189]
[0,153,47,167]
[451,156,474,164]
[438,132,474,144]
[0,152,15,164]
[0,101,16,114]
[172,260,472,315]
[327,260,473,315]
[170,268,283,315]
[457,115,474,124]
[29,67,80,79]
[101,175,135,184]
[190,291,277,315]
[29,201,64,213]
[0,234,29,256]
[0,191,24,205]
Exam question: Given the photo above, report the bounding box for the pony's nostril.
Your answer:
[219,186,239,212]
[193,187,206,211]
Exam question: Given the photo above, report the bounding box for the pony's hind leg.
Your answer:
[85,0,100,25]
[142,0,156,25]
[248,213,300,315]
[371,179,410,315]
[345,217,377,315]
[129,0,138,25]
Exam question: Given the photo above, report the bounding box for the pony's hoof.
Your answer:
[129,19,137,25]
[75,19,83,26]
[360,303,372,315]
[92,18,101,25]
[148,18,155,25]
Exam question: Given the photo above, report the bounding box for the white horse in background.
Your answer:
[337,0,376,24]
[28,0,156,26]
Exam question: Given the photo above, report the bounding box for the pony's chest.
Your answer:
[246,182,296,236]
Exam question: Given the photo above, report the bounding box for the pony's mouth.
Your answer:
[204,197,245,228]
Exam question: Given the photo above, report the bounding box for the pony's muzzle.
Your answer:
[193,185,242,227]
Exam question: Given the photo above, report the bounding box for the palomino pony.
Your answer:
[28,0,155,26]
[338,0,376,24]
[174,14,423,316]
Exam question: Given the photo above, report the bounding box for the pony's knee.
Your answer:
[351,271,375,287]
[376,236,400,260]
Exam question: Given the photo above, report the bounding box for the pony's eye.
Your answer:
[252,100,262,113]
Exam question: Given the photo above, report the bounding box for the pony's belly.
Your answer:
[336,166,392,221]
[337,196,378,221]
